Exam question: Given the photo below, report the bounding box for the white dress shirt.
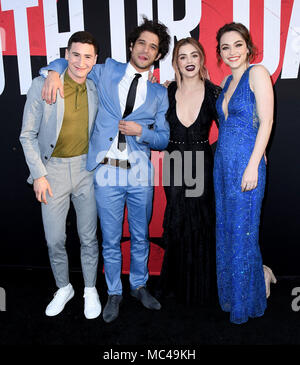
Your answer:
[106,62,150,160]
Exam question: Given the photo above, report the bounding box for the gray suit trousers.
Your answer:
[41,154,99,288]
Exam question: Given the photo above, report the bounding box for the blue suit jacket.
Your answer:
[42,58,170,177]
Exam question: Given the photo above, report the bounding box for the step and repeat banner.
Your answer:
[0,0,299,274]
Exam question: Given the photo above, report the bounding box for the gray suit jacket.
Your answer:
[19,71,98,184]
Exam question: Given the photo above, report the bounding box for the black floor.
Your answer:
[0,267,299,359]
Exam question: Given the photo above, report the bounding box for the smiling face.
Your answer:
[219,31,249,70]
[129,31,161,72]
[65,42,97,83]
[177,43,202,80]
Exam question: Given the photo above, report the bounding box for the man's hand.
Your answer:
[33,176,53,204]
[42,71,64,104]
[118,121,142,136]
[148,71,157,84]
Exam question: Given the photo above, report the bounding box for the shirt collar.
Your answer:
[64,71,87,92]
[126,62,150,82]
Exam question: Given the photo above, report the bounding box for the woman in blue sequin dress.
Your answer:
[213,23,274,324]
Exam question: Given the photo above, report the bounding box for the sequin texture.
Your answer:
[213,66,267,324]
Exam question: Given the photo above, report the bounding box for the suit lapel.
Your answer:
[86,80,96,136]
[111,62,127,118]
[55,71,66,140]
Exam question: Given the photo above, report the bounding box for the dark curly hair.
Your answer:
[127,17,170,60]
[216,22,257,65]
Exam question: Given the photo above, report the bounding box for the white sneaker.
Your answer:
[84,287,101,319]
[45,283,74,316]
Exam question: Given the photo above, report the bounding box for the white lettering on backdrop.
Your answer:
[0,0,299,95]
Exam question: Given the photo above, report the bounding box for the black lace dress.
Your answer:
[159,80,221,306]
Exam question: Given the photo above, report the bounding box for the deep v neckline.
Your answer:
[221,67,250,122]
[175,82,206,129]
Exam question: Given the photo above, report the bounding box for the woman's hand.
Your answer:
[163,80,171,88]
[264,151,267,164]
[241,163,258,192]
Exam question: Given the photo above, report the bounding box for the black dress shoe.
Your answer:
[131,287,161,310]
[103,295,123,323]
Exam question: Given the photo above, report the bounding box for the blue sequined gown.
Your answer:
[213,66,267,324]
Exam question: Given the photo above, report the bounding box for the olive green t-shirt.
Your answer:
[52,72,89,157]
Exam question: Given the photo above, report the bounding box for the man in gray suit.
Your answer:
[20,31,101,319]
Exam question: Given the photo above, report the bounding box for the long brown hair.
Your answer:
[216,22,257,65]
[172,37,208,87]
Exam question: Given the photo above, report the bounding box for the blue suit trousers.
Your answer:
[94,164,153,295]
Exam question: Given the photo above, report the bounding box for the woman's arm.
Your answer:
[241,65,274,191]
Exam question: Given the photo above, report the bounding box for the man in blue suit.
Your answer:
[41,18,170,322]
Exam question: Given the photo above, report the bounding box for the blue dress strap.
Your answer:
[223,75,232,92]
[244,64,255,79]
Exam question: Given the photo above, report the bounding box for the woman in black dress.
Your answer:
[159,38,221,306]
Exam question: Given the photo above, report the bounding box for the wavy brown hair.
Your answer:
[216,22,257,65]
[172,37,208,87]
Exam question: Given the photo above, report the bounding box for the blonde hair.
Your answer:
[172,37,208,88]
